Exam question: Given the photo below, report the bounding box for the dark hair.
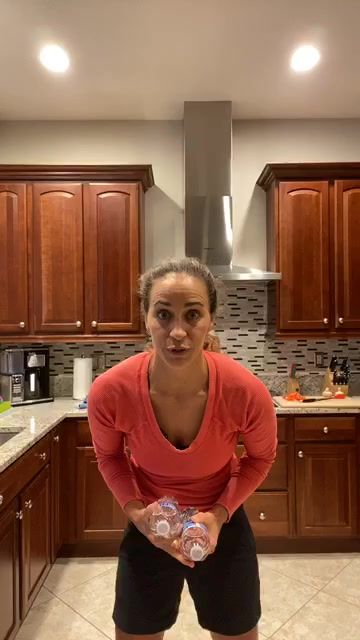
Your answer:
[139,257,218,318]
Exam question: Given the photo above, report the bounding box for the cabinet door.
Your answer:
[278,182,330,331]
[295,444,357,537]
[334,181,360,329]
[50,428,62,563]
[75,447,127,542]
[0,500,19,640]
[0,184,29,336]
[20,465,51,617]
[31,183,84,334]
[84,183,140,333]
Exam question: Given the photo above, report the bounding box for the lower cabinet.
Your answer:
[295,443,357,537]
[20,464,51,617]
[75,447,127,541]
[0,500,19,640]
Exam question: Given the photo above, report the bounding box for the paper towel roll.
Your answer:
[73,357,93,400]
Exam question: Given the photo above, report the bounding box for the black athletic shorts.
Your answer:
[113,505,261,636]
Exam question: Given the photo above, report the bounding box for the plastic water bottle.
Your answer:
[180,520,210,561]
[148,497,183,538]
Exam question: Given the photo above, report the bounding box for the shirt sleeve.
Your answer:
[215,380,278,520]
[87,377,144,510]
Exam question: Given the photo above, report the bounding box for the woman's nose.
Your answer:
[169,323,187,339]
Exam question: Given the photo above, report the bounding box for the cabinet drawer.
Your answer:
[295,417,356,442]
[76,419,92,446]
[0,435,50,513]
[244,492,288,537]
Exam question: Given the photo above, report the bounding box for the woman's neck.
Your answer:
[148,351,209,397]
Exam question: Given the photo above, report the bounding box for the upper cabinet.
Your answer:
[84,183,141,333]
[0,165,153,342]
[334,181,360,330]
[31,183,84,334]
[258,164,360,336]
[0,184,29,335]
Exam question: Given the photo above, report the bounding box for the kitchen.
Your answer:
[1,1,360,639]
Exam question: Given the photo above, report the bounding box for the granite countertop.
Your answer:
[0,399,86,473]
[0,398,359,475]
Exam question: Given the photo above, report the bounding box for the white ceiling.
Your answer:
[2,0,360,120]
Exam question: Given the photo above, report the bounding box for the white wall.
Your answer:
[2,118,360,269]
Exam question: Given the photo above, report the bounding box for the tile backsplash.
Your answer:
[2,283,359,397]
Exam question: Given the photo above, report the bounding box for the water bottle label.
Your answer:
[183,521,207,533]
[158,500,177,511]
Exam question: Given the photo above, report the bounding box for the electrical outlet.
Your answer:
[314,352,325,368]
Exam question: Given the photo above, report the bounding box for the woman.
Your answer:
[88,257,277,640]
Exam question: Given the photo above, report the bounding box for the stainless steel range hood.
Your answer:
[184,101,281,281]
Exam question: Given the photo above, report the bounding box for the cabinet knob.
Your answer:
[323,426,329,434]
[19,321,25,328]
[91,320,97,328]
[298,450,304,458]
[16,510,23,520]
[36,452,47,461]
[323,317,329,325]
[0,495,3,506]
[53,435,60,443]
[76,320,82,328]
[259,512,266,521]
[25,499,32,509]
[338,317,344,324]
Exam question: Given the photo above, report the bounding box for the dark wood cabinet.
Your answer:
[50,427,62,562]
[258,164,360,335]
[0,165,153,343]
[30,183,84,334]
[295,443,357,537]
[334,181,360,329]
[84,183,141,333]
[0,500,19,640]
[278,182,330,331]
[75,447,127,542]
[20,464,51,617]
[0,184,29,336]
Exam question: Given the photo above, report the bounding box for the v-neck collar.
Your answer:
[139,350,216,455]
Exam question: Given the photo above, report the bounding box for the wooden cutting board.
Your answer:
[273,395,360,409]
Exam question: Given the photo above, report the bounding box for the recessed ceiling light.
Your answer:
[39,44,70,73]
[290,45,320,72]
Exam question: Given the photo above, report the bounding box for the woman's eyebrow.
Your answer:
[153,300,204,307]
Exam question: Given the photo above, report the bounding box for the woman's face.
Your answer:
[145,273,214,367]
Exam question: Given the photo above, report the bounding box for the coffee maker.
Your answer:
[0,348,54,406]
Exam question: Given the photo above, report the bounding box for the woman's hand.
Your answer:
[124,500,195,568]
[190,504,228,554]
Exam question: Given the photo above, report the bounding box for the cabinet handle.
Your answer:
[36,452,47,461]
[25,499,32,509]
[16,510,23,520]
[76,320,82,328]
[323,426,329,434]
[338,317,344,324]
[0,495,3,506]
[19,321,25,328]
[91,320,97,328]
[323,317,329,325]
[298,450,304,458]
[53,435,60,443]
[259,512,266,521]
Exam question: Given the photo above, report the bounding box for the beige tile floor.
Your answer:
[15,553,360,640]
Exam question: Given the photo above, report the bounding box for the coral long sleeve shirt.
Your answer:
[87,351,277,519]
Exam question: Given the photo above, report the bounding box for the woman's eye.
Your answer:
[187,309,200,321]
[156,309,170,321]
